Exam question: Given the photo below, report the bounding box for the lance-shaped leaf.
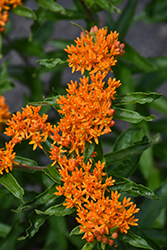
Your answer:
[113,127,142,152]
[35,203,75,216]
[94,0,121,13]
[118,230,153,249]
[114,107,155,123]
[70,225,83,236]
[138,180,167,227]
[14,156,39,172]
[42,164,61,184]
[81,240,97,250]
[0,173,24,201]
[13,184,57,213]
[12,6,37,19]
[123,43,157,72]
[35,0,66,14]
[37,58,67,68]
[109,177,158,199]
[18,211,48,241]
[105,134,159,166]
[113,92,161,106]
[83,140,96,164]
[116,0,137,39]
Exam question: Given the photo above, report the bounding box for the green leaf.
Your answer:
[35,203,75,216]
[18,211,48,240]
[30,95,61,111]
[109,177,158,199]
[138,180,167,227]
[12,5,37,19]
[70,225,83,236]
[13,184,57,213]
[42,164,61,184]
[123,43,157,72]
[113,127,142,151]
[114,107,155,123]
[37,58,67,68]
[105,134,159,166]
[0,221,25,250]
[0,223,11,238]
[81,240,97,250]
[116,0,137,40]
[14,156,38,172]
[0,173,24,201]
[142,228,167,247]
[35,0,66,14]
[94,0,121,13]
[94,139,104,162]
[83,140,96,164]
[118,230,153,249]
[114,92,161,106]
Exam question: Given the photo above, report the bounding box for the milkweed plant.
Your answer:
[0,1,167,250]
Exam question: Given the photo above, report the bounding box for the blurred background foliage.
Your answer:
[0,0,167,249]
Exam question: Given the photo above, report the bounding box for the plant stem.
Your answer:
[80,0,95,23]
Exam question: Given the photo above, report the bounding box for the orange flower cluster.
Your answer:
[0,95,11,132]
[5,105,52,150]
[0,141,17,174]
[0,0,24,32]
[65,26,125,76]
[55,158,139,244]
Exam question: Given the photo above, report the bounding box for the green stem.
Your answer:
[79,0,95,22]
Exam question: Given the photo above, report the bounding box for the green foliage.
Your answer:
[0,0,167,250]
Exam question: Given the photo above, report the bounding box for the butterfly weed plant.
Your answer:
[0,1,167,250]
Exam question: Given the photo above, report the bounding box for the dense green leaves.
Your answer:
[0,173,24,201]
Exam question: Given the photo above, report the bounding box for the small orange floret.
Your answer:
[65,26,124,76]
[0,95,11,131]
[5,105,52,150]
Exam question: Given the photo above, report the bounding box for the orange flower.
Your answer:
[5,105,52,150]
[0,95,11,131]
[55,72,121,154]
[0,141,17,174]
[65,26,125,76]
